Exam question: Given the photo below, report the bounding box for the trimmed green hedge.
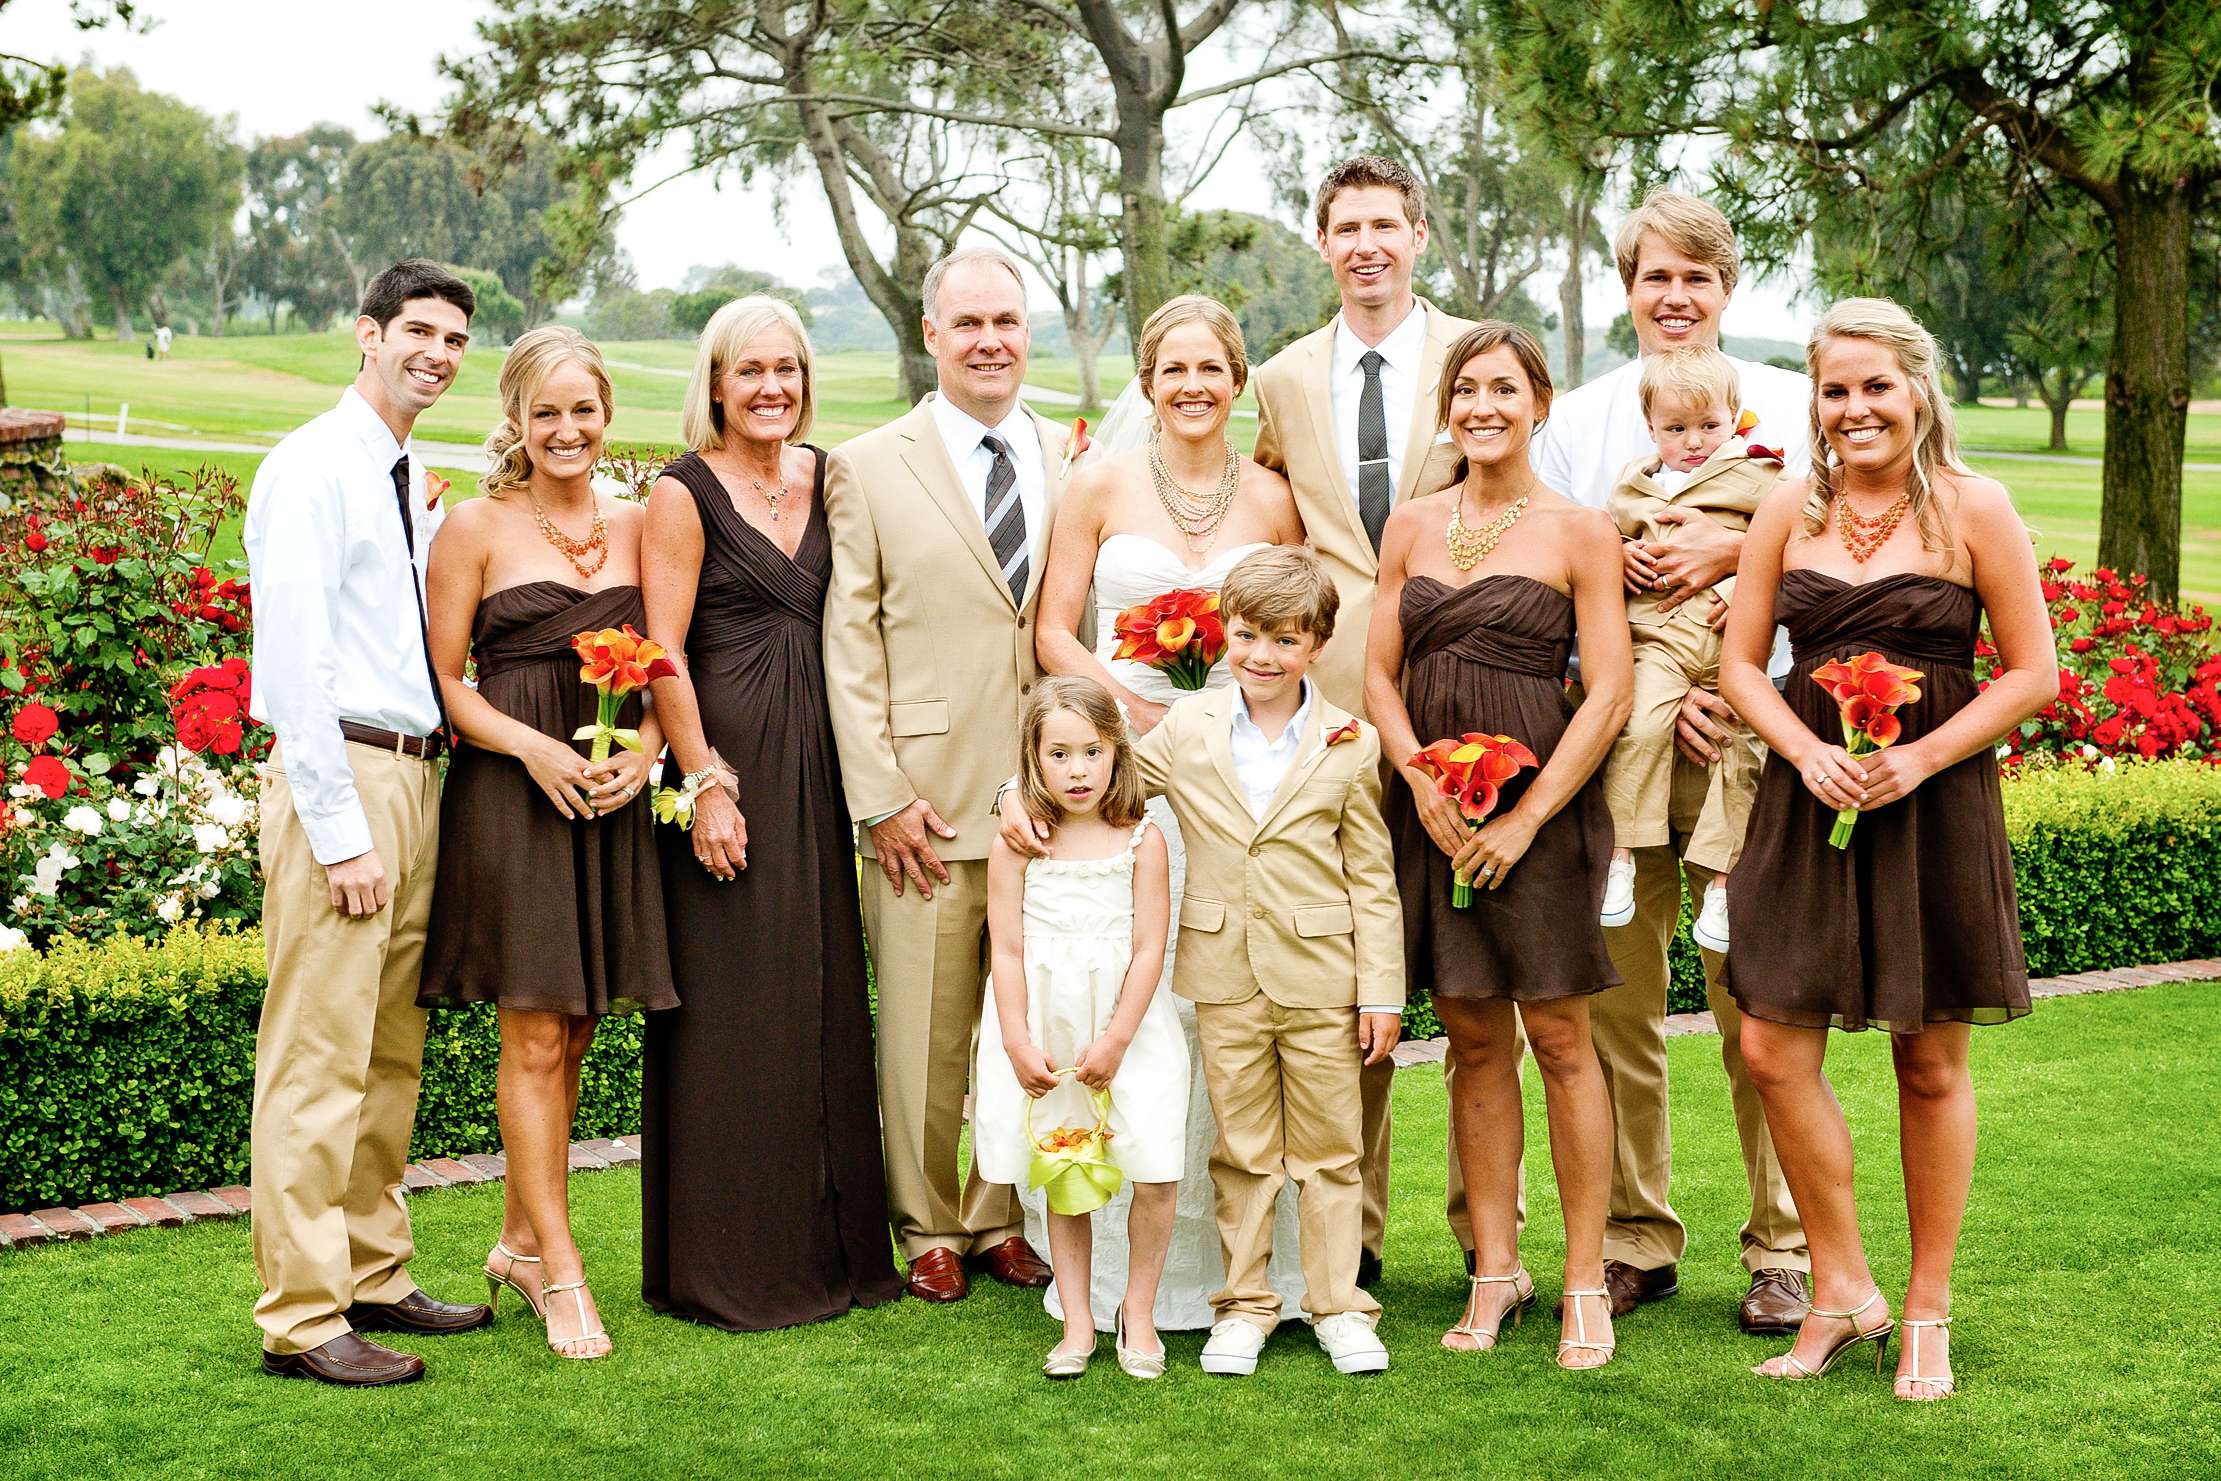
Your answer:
[3,759,2214,1210]
[0,925,642,1212]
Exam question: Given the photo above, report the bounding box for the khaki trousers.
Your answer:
[1359,1055,1392,1260]
[1605,624,1763,873]
[1591,754,1808,1274]
[251,743,441,1354]
[1194,993,1378,1327]
[861,859,1022,1263]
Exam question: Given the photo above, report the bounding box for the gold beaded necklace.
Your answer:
[1836,488,1914,563]
[528,492,608,580]
[740,443,790,522]
[1444,484,1531,572]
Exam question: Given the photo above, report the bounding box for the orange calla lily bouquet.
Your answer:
[571,624,677,763]
[1112,588,1227,691]
[1811,651,1924,848]
[1407,731,1539,906]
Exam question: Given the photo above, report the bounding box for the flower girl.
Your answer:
[975,676,1188,1380]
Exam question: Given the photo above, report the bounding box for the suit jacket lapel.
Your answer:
[1253,698,1334,837]
[1017,403,1073,612]
[1397,299,1455,504]
[1197,688,1247,822]
[1302,326,1373,563]
[898,395,1016,610]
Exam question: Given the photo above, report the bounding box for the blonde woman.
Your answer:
[638,295,902,1330]
[1720,298,2056,1399]
[420,325,679,1361]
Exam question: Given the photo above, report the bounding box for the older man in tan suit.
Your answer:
[823,247,1075,1303]
[1249,155,1476,1283]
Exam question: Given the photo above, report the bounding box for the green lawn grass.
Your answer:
[1954,402,2221,463]
[2,982,2215,1478]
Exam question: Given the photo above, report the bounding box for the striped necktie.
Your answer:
[981,434,1028,603]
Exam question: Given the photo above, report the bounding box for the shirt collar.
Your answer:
[338,386,408,469]
[1331,299,1427,380]
[1231,677,1314,747]
[929,392,1032,457]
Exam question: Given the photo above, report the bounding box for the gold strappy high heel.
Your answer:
[1556,1287,1617,1370]
[1894,1316,1955,1400]
[543,1277,611,1361]
[1753,1286,1893,1381]
[483,1240,544,1318]
[1442,1268,1536,1353]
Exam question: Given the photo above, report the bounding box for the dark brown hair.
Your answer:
[1435,321,1555,484]
[1312,155,1426,236]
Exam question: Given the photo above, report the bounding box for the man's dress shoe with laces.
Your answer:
[262,1332,425,1387]
[346,1288,494,1335]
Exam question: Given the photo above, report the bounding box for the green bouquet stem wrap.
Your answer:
[1831,725,1884,849]
[572,689,641,764]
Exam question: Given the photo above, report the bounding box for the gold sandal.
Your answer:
[1556,1287,1617,1370]
[1442,1268,1536,1353]
[543,1278,611,1361]
[1894,1315,1955,1401]
[1753,1286,1893,1380]
[483,1240,544,1318]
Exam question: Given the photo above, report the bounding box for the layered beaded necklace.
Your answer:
[1835,487,1913,563]
[1444,484,1531,572]
[1148,429,1240,551]
[528,492,608,579]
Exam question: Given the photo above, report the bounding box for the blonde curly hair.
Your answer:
[480,326,615,499]
[1802,297,1967,552]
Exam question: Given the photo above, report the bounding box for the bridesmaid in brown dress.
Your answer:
[639,295,901,1330]
[1720,299,2056,1401]
[1365,322,1633,1370]
[422,326,677,1362]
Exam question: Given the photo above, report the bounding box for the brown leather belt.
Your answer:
[339,720,447,759]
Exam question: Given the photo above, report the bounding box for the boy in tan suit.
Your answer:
[824,247,1075,1302]
[1600,346,1779,950]
[1005,547,1405,1375]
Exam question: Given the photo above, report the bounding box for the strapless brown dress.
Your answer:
[1387,574,1620,1001]
[419,582,678,1016]
[1725,570,2031,1033]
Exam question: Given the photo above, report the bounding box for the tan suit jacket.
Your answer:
[823,396,1075,861]
[1132,688,1404,1010]
[1250,298,1477,715]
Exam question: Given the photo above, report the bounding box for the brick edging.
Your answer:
[9,958,2218,1251]
[1383,957,2221,1066]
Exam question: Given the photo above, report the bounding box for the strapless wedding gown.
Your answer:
[1026,533,1310,1331]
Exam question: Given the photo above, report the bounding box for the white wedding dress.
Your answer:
[1023,531,1310,1331]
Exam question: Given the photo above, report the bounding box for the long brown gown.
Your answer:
[419,582,678,1015]
[1725,570,2031,1032]
[1387,574,1621,1001]
[641,449,902,1330]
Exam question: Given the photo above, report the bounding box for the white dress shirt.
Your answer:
[1531,351,1809,681]
[1329,300,1431,503]
[244,387,444,865]
[927,392,1048,568]
[1230,680,1396,1018]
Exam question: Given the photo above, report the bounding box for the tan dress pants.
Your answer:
[1591,754,1808,1274]
[251,743,441,1354]
[1194,993,1378,1328]
[1606,620,1763,873]
[861,859,1022,1264]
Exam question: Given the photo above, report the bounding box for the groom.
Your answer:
[1249,155,1475,1282]
[824,247,1074,1302]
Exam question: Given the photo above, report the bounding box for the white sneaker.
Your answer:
[1690,880,1731,952]
[1313,1312,1389,1375]
[1601,854,1638,927]
[1199,1318,1268,1376]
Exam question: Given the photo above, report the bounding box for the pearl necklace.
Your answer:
[1444,486,1531,572]
[1148,431,1240,549]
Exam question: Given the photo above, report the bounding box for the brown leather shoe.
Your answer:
[974,1236,1053,1289]
[1739,1267,1811,1335]
[1560,1260,1680,1319]
[905,1247,969,1303]
[347,1288,494,1335]
[262,1332,425,1387]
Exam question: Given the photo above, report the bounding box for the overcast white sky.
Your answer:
[10,0,1808,339]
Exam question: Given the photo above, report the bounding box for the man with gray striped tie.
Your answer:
[823,246,1079,1303]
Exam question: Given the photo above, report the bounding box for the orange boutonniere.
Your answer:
[1326,719,1360,747]
[423,471,451,511]
[1746,443,1785,465]
[1735,408,1760,436]
[1059,416,1091,477]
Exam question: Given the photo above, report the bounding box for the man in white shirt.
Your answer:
[245,260,492,1386]
[1249,155,1476,1286]
[822,247,1076,1302]
[1529,192,1812,1336]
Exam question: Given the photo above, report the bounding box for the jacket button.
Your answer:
[1247,845,1261,857]
[1251,906,1266,920]
[1020,682,1032,695]
[1018,616,1030,630]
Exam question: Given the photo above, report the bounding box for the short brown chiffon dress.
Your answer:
[419,582,679,1015]
[1725,570,2031,1033]
[1388,574,1621,1001]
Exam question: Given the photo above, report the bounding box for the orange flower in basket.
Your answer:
[1113,588,1227,691]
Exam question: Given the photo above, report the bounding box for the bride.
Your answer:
[1026,294,1310,1331]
